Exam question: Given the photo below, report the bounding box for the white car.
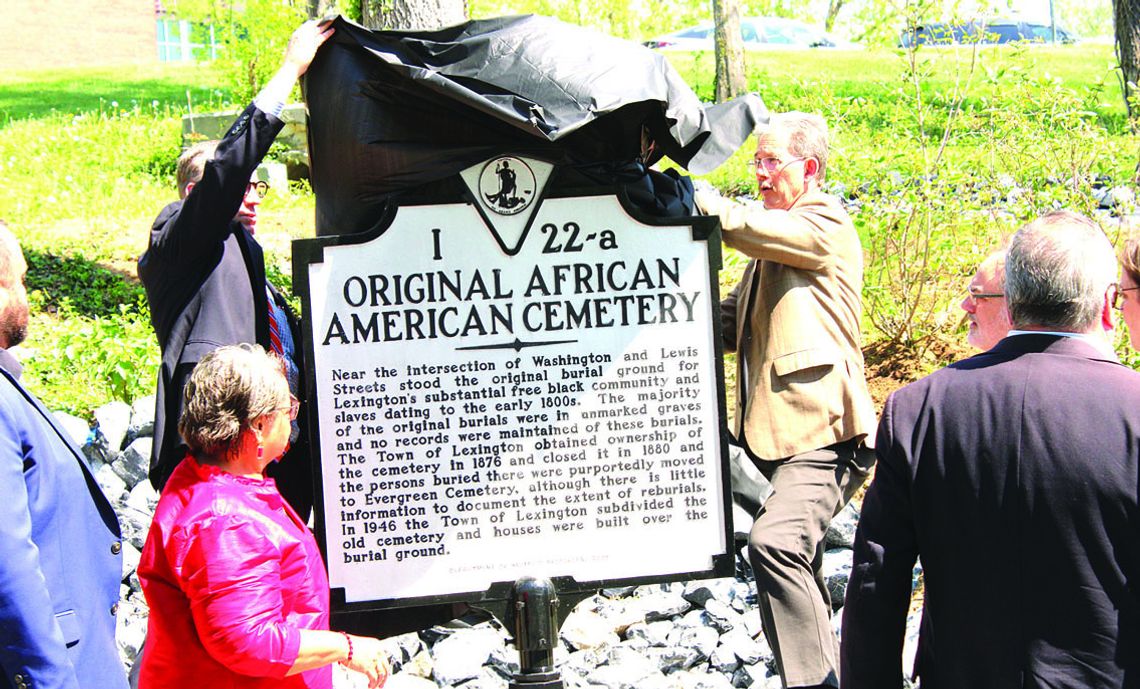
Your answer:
[643,17,856,51]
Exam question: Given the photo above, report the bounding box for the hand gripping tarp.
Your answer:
[303,14,767,235]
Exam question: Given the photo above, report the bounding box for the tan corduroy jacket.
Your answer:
[699,188,877,461]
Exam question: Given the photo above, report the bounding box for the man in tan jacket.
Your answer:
[697,112,876,689]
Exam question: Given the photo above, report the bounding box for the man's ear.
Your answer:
[804,158,820,180]
[1101,287,1116,333]
[181,181,196,200]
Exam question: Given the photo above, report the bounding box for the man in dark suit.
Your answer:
[842,210,1140,688]
[0,222,128,689]
[139,20,332,520]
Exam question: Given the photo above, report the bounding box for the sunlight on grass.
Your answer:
[1,43,1138,411]
[0,63,232,123]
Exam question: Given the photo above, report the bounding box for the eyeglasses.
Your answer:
[965,290,1004,304]
[747,156,806,174]
[1113,284,1140,311]
[247,181,270,199]
[278,395,300,420]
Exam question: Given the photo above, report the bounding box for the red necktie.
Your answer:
[266,286,283,356]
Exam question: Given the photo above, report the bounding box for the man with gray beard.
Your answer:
[0,222,128,689]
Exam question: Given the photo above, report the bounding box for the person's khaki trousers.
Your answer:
[747,438,873,689]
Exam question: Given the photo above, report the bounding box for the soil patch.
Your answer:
[862,337,973,413]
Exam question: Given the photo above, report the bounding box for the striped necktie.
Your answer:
[266,286,284,356]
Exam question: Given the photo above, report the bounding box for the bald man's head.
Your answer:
[0,222,29,349]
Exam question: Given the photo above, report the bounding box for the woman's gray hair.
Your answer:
[1005,210,1116,331]
[770,112,829,181]
[178,344,288,460]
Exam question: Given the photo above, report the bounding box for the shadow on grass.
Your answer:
[25,249,147,320]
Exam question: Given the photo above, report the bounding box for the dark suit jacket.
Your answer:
[0,349,127,689]
[842,334,1140,689]
[138,104,312,519]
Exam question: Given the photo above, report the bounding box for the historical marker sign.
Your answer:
[295,156,733,608]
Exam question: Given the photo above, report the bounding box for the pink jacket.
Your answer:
[137,456,331,688]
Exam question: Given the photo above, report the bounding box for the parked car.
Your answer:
[644,17,855,52]
[898,18,1077,47]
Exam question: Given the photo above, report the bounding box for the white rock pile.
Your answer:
[55,397,158,676]
[64,399,921,688]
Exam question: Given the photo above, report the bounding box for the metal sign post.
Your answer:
[507,576,562,689]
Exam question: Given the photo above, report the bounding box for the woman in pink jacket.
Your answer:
[137,345,388,688]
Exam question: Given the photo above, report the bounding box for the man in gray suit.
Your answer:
[843,211,1140,688]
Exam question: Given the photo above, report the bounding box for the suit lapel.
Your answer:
[0,367,86,467]
[737,260,760,349]
[0,367,118,531]
[735,260,763,415]
[235,227,271,348]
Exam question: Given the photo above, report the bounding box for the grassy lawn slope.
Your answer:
[1,42,1136,416]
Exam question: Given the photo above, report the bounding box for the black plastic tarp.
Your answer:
[303,14,767,236]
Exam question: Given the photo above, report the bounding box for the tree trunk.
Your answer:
[825,0,845,32]
[1117,0,1140,116]
[308,0,335,19]
[713,0,746,102]
[362,0,468,30]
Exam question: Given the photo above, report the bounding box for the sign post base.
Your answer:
[507,576,563,689]
[509,671,563,689]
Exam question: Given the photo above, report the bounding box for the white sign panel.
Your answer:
[301,157,728,604]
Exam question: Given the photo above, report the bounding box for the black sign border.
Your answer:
[293,164,735,614]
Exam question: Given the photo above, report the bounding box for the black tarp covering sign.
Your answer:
[303,14,767,236]
[298,13,757,618]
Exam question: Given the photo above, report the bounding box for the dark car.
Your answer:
[899,18,1077,47]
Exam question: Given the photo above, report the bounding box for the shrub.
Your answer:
[23,295,158,416]
[212,0,309,103]
[25,250,147,320]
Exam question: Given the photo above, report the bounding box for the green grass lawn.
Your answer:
[0,64,232,266]
[0,63,231,123]
[675,43,1130,190]
[0,42,1135,414]
[671,43,1123,111]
